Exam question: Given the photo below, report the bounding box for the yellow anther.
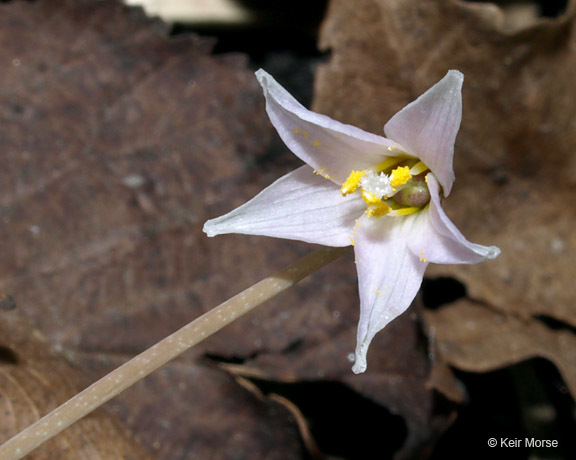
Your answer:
[419,249,427,262]
[349,237,355,246]
[341,170,366,196]
[390,166,412,187]
[365,201,390,218]
[361,189,381,205]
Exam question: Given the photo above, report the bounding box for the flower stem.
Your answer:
[0,246,347,459]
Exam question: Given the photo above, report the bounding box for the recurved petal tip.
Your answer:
[202,220,218,237]
[352,351,367,374]
[486,245,501,259]
[255,68,270,85]
[446,69,464,82]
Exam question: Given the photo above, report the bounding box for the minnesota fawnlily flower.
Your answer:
[204,69,500,373]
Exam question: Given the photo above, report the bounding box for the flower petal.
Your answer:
[352,214,428,373]
[384,70,463,196]
[408,174,501,264]
[256,69,403,184]
[203,166,365,247]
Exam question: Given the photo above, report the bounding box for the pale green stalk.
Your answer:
[0,247,346,459]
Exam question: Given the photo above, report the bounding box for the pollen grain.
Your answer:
[390,166,412,187]
[341,170,366,196]
[366,201,390,218]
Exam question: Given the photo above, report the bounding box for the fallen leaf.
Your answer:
[0,0,306,457]
[0,314,152,459]
[423,300,576,396]
[219,294,461,459]
[77,352,305,460]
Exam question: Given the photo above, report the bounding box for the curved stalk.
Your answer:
[0,246,347,459]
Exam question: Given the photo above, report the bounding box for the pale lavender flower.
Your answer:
[204,69,500,373]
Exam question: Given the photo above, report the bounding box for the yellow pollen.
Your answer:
[419,249,427,262]
[294,128,309,139]
[390,166,412,187]
[366,201,390,218]
[349,237,355,246]
[341,170,366,196]
[313,168,331,180]
[361,189,381,205]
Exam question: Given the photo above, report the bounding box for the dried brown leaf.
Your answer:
[78,354,305,460]
[224,296,459,459]
[0,0,305,457]
[0,315,151,459]
[424,300,576,396]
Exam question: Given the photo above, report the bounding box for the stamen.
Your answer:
[410,161,429,175]
[388,206,420,217]
[341,170,366,196]
[373,156,402,173]
[366,201,390,217]
[341,157,429,221]
[389,166,412,187]
[361,189,381,205]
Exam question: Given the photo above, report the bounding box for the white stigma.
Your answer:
[360,171,395,199]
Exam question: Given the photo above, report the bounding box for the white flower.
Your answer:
[204,69,500,373]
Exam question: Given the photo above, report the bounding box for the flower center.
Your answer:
[341,157,431,218]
